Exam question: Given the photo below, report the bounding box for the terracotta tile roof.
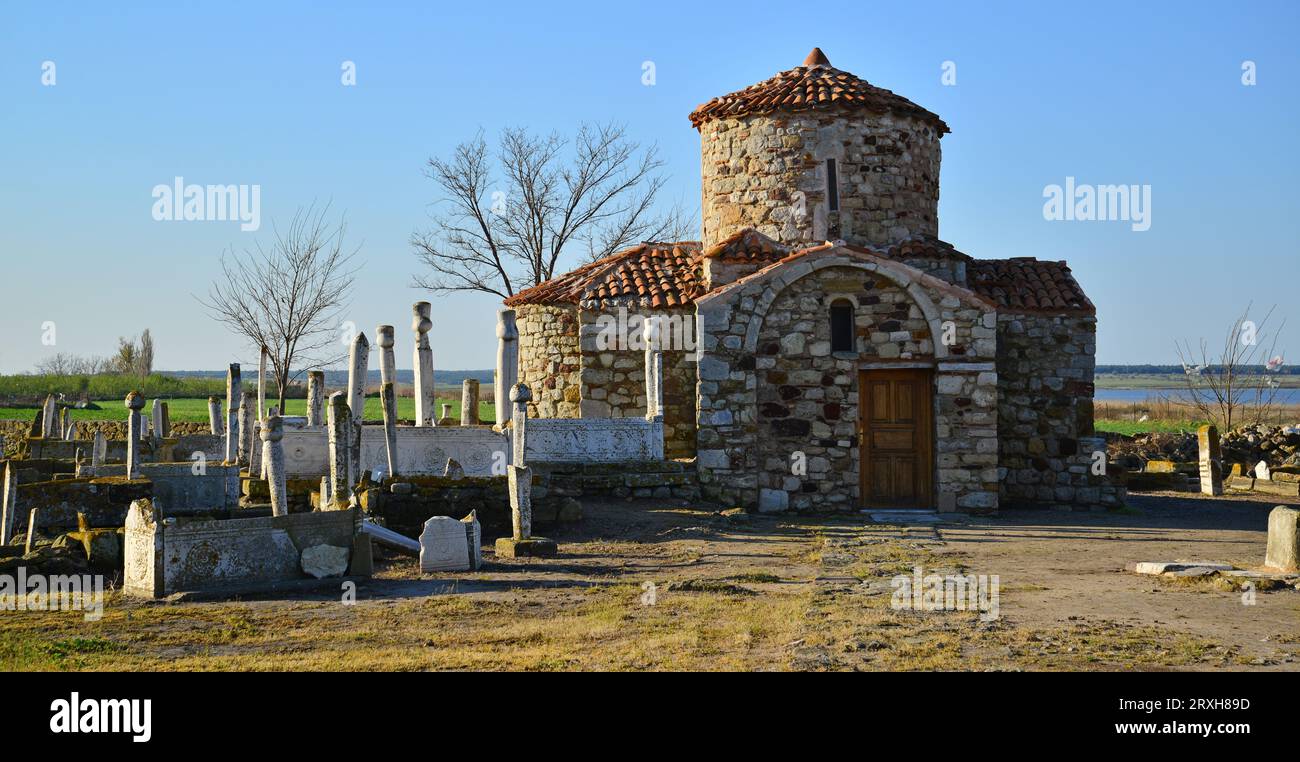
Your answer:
[503,242,705,309]
[689,48,949,133]
[506,236,1092,317]
[882,236,972,262]
[702,227,791,261]
[967,258,1095,315]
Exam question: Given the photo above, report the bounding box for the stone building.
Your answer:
[504,48,1121,513]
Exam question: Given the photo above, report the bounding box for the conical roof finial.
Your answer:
[803,47,831,67]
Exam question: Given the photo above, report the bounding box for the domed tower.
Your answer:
[690,48,949,251]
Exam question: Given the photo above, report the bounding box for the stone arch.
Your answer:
[742,254,949,359]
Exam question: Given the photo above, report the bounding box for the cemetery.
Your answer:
[0,45,1294,673]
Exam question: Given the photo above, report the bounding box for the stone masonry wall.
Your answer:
[695,250,998,513]
[700,110,942,250]
[576,306,698,459]
[996,312,1122,510]
[516,304,581,419]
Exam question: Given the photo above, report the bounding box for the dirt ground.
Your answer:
[1,492,1296,671]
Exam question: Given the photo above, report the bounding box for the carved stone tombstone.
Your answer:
[92,430,107,466]
[380,382,399,479]
[125,391,145,479]
[494,309,519,428]
[643,315,665,420]
[208,396,223,435]
[1197,424,1224,496]
[306,371,326,426]
[258,344,269,421]
[225,364,242,464]
[412,302,435,427]
[1265,506,1299,572]
[326,392,352,510]
[377,325,396,387]
[461,379,480,426]
[419,512,482,573]
[262,415,288,517]
[495,383,555,558]
[347,332,369,483]
[1,462,16,546]
[239,391,256,468]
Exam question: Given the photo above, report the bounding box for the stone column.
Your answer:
[91,431,107,466]
[208,396,223,435]
[508,465,532,540]
[1197,424,1223,496]
[510,382,531,467]
[494,309,519,428]
[262,415,288,517]
[412,302,435,426]
[1,461,16,546]
[643,316,664,420]
[306,371,325,426]
[159,402,170,439]
[24,508,40,555]
[326,392,352,509]
[494,382,554,556]
[380,382,399,479]
[378,325,396,388]
[125,391,145,479]
[347,332,369,484]
[225,364,242,464]
[440,403,452,424]
[61,408,72,440]
[461,379,480,426]
[258,345,268,421]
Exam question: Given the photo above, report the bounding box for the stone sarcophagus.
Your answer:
[124,500,364,598]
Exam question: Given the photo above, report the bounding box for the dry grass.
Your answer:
[0,507,1245,672]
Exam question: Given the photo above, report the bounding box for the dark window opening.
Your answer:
[830,300,854,353]
[826,158,839,212]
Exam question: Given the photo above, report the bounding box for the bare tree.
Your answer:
[112,329,154,377]
[1175,304,1286,431]
[411,123,691,299]
[198,204,362,413]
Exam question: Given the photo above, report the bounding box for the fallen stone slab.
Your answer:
[1161,567,1221,579]
[359,520,419,555]
[1133,561,1234,575]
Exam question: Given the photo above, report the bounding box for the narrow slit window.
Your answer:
[825,158,840,212]
[830,299,854,353]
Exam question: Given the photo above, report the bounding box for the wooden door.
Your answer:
[859,369,934,509]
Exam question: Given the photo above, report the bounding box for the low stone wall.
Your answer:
[358,460,698,539]
[76,463,241,512]
[278,423,507,479]
[13,477,153,532]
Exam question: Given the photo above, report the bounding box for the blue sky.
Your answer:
[1,0,1297,373]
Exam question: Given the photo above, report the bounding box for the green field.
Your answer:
[0,396,495,424]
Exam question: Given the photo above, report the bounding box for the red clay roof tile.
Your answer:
[967,258,1095,315]
[689,49,949,132]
